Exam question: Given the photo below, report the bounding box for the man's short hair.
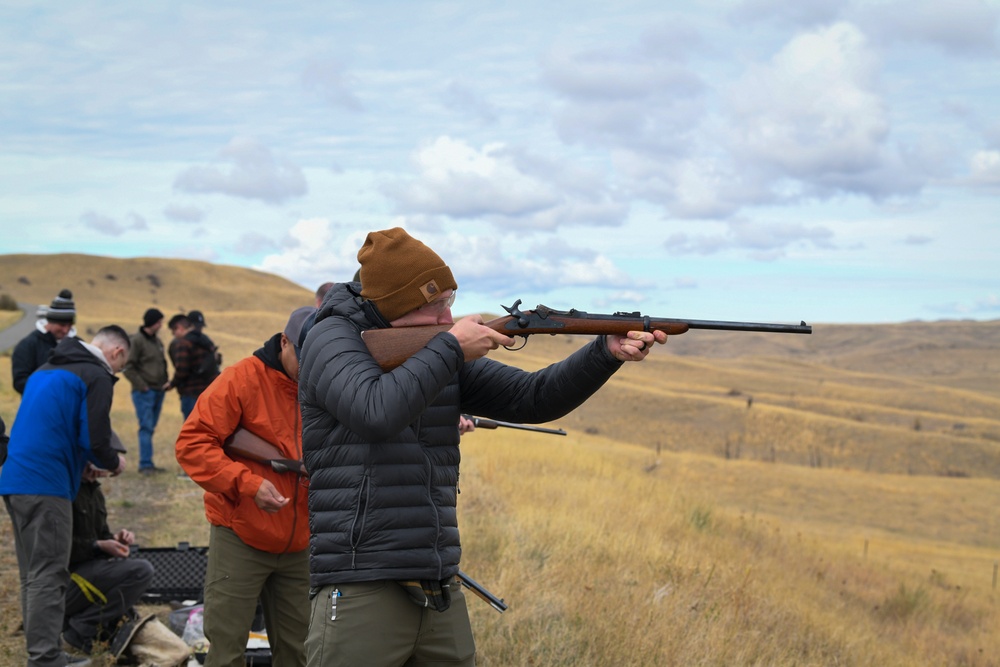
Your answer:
[168,314,190,331]
[94,325,131,350]
[315,282,335,300]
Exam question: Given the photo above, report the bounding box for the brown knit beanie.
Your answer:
[357,227,457,322]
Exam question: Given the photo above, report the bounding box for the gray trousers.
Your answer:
[4,494,73,667]
[64,555,155,650]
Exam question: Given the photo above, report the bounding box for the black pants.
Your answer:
[64,557,154,651]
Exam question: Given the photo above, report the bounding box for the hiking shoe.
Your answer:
[139,466,167,475]
[63,653,92,667]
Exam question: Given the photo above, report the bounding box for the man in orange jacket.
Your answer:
[175,307,315,667]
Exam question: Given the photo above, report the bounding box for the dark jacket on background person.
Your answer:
[0,337,121,499]
[122,326,168,392]
[168,332,219,397]
[11,328,60,394]
[187,330,221,377]
[298,282,624,587]
[69,480,115,566]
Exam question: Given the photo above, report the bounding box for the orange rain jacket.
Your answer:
[175,335,308,554]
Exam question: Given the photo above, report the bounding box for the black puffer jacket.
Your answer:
[298,282,624,587]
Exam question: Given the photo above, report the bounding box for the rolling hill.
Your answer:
[2,253,999,665]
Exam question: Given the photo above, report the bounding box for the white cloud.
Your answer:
[543,44,706,155]
[163,203,206,223]
[726,23,887,177]
[383,136,627,229]
[443,81,498,124]
[859,0,1000,57]
[302,59,364,111]
[174,137,308,204]
[81,210,148,236]
[968,150,1000,189]
[256,218,367,287]
[665,219,835,259]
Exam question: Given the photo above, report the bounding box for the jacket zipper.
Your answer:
[349,473,370,569]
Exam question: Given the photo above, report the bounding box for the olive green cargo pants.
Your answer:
[306,579,475,666]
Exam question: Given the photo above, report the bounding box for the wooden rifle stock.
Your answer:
[362,299,813,371]
[223,428,307,476]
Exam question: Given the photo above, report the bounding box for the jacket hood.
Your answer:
[309,281,387,335]
[253,333,288,377]
[49,337,113,375]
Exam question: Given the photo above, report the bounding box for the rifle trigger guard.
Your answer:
[504,336,528,351]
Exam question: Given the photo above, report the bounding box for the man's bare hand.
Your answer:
[254,479,290,513]
[458,415,476,435]
[448,315,515,362]
[115,529,135,545]
[96,538,130,558]
[606,330,668,362]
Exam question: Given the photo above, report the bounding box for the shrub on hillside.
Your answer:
[0,294,17,311]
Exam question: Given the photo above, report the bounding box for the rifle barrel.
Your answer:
[457,570,507,613]
[464,415,567,436]
[668,318,812,334]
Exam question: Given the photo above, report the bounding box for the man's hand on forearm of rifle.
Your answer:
[606,330,667,362]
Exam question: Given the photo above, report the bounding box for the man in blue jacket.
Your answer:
[1,325,130,667]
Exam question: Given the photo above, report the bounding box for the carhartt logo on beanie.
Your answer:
[357,228,457,322]
[46,289,76,324]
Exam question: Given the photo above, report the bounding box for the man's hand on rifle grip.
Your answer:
[449,315,515,363]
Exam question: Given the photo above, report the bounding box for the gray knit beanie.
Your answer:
[46,289,76,324]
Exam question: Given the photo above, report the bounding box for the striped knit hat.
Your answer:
[46,289,76,324]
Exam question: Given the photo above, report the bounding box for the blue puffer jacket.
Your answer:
[298,282,624,587]
[0,337,121,500]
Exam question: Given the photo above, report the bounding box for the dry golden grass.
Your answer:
[2,254,1000,666]
[459,431,1000,666]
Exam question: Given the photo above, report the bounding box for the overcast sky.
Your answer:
[2,1,998,324]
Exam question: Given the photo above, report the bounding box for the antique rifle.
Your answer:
[363,300,812,371]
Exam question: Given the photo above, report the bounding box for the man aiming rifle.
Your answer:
[297,227,666,667]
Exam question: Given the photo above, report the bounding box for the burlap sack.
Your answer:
[126,617,193,667]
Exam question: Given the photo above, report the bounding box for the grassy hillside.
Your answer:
[0,253,315,362]
[1,253,999,665]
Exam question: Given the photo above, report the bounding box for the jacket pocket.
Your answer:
[348,473,371,567]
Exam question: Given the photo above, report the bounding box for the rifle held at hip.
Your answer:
[362,300,812,372]
[463,414,566,436]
